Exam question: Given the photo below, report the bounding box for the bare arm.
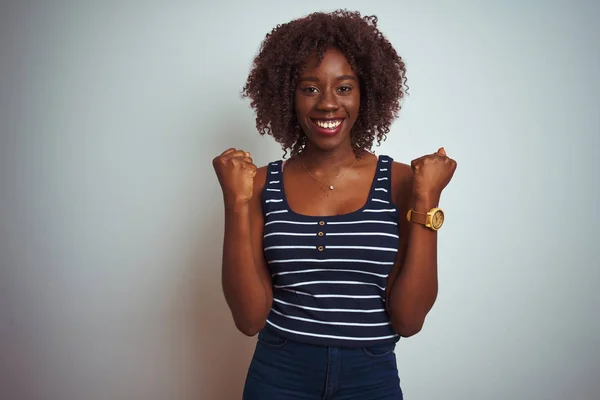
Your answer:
[214,150,273,336]
[386,171,439,337]
[386,151,456,337]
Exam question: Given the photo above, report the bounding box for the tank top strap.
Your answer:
[371,155,393,198]
[261,160,286,212]
[265,160,284,189]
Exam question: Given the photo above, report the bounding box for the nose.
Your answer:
[316,88,340,112]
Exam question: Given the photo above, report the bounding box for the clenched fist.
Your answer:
[411,147,457,201]
[213,148,257,206]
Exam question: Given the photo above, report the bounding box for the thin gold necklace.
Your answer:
[300,156,358,190]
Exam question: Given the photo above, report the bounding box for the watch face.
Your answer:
[432,210,444,229]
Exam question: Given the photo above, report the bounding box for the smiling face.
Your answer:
[294,47,360,152]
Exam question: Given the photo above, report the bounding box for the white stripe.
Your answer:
[265,199,283,203]
[266,188,281,192]
[265,245,315,251]
[380,168,388,171]
[282,289,383,300]
[264,232,316,238]
[274,280,386,291]
[327,220,397,226]
[372,198,390,204]
[382,159,389,163]
[271,171,280,174]
[265,220,319,226]
[266,320,399,341]
[271,309,391,327]
[274,268,389,278]
[266,210,288,216]
[363,209,397,213]
[377,177,389,181]
[269,181,280,184]
[375,188,388,193]
[273,298,384,313]
[268,258,394,266]
[327,232,399,238]
[327,245,397,252]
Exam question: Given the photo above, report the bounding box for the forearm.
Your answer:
[388,196,440,336]
[222,203,270,335]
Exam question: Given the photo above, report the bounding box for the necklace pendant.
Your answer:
[329,185,334,190]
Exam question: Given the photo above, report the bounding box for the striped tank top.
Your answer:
[261,155,400,347]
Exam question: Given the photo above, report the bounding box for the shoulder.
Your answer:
[391,160,412,183]
[252,165,269,193]
[252,161,281,196]
[248,165,271,215]
[391,160,414,207]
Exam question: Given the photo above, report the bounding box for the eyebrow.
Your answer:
[299,75,357,82]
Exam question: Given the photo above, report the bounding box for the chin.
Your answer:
[304,131,352,152]
[308,138,348,152]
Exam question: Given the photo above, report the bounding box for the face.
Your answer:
[295,47,360,152]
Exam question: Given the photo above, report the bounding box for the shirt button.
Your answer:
[319,221,325,226]
[318,232,324,237]
[317,246,324,252]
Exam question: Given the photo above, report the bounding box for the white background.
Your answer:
[1,1,598,399]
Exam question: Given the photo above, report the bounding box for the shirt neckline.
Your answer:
[278,155,384,220]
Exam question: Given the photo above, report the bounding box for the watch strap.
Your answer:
[407,209,428,225]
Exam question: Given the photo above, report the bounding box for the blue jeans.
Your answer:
[242,327,403,399]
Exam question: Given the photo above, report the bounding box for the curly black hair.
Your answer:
[242,9,408,157]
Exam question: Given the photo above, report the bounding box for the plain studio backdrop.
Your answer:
[1,1,598,399]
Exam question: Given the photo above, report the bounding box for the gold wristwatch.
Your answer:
[406,208,444,231]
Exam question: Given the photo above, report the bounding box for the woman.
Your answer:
[213,10,457,399]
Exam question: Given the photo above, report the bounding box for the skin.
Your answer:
[213,47,457,337]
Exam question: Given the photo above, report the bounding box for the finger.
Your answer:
[228,150,247,159]
[232,153,252,163]
[411,154,427,165]
[436,147,447,156]
[220,148,237,156]
[243,161,257,175]
[230,154,254,166]
[410,159,422,171]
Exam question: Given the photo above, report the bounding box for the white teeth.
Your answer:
[315,120,342,129]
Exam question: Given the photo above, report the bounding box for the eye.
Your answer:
[337,85,353,93]
[301,86,319,94]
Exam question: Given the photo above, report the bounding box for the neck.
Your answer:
[299,143,358,169]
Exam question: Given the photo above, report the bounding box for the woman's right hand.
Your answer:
[213,148,257,207]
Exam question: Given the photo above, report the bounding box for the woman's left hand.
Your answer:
[410,147,457,202]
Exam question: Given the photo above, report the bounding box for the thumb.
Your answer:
[436,147,446,156]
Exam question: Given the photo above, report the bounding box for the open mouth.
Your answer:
[311,119,345,135]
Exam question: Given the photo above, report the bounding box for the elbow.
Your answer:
[236,324,261,337]
[233,316,266,337]
[387,295,436,338]
[393,320,423,337]
[224,293,271,337]
[388,308,425,337]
